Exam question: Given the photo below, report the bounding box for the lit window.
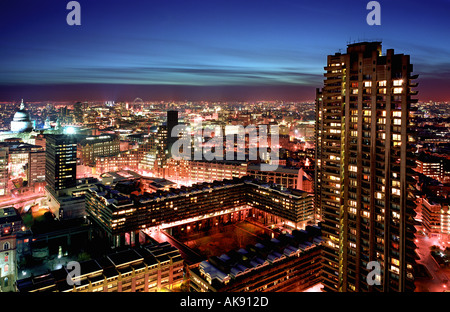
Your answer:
[393,79,403,86]
[393,87,403,94]
[392,134,401,141]
[379,80,387,87]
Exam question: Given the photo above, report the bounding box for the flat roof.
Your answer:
[107,249,144,267]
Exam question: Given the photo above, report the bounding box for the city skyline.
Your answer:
[0,0,449,296]
[1,0,450,102]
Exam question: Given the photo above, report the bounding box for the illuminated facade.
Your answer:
[0,207,24,292]
[415,153,445,183]
[78,134,120,166]
[45,134,77,195]
[165,159,248,185]
[421,197,450,242]
[247,164,313,193]
[94,149,140,175]
[0,142,45,194]
[189,227,323,292]
[86,177,314,248]
[10,100,33,133]
[0,147,8,196]
[16,242,183,292]
[315,42,418,292]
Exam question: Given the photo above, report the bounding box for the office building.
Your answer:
[248,164,313,193]
[78,134,120,166]
[0,147,8,196]
[167,110,179,157]
[315,42,418,292]
[421,196,450,242]
[415,152,446,183]
[165,159,248,185]
[45,134,77,195]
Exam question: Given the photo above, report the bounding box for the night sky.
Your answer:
[0,0,449,102]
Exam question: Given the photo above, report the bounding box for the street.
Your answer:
[414,226,450,292]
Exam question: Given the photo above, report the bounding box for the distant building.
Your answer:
[78,134,120,166]
[10,100,33,133]
[415,152,447,183]
[94,149,140,175]
[45,134,77,195]
[0,147,8,196]
[421,196,450,242]
[0,142,45,195]
[166,110,179,157]
[247,164,313,193]
[165,159,248,185]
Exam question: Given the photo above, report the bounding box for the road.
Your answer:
[414,226,450,292]
[0,193,45,209]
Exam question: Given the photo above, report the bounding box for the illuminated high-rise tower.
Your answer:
[167,110,179,157]
[45,134,77,195]
[315,42,418,292]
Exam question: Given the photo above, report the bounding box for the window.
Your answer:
[3,242,9,250]
[393,79,403,86]
[392,134,401,141]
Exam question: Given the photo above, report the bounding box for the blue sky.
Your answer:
[0,0,449,101]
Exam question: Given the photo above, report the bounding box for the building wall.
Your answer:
[86,179,315,247]
[0,236,16,292]
[422,198,450,240]
[189,245,322,292]
[0,147,8,196]
[316,42,417,292]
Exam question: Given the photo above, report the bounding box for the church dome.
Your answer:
[13,110,31,121]
[11,99,33,132]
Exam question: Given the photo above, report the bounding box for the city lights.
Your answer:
[0,1,448,303]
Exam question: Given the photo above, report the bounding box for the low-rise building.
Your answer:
[421,196,450,242]
[189,226,323,292]
[16,241,183,292]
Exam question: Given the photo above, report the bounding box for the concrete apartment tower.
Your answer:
[315,42,418,292]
